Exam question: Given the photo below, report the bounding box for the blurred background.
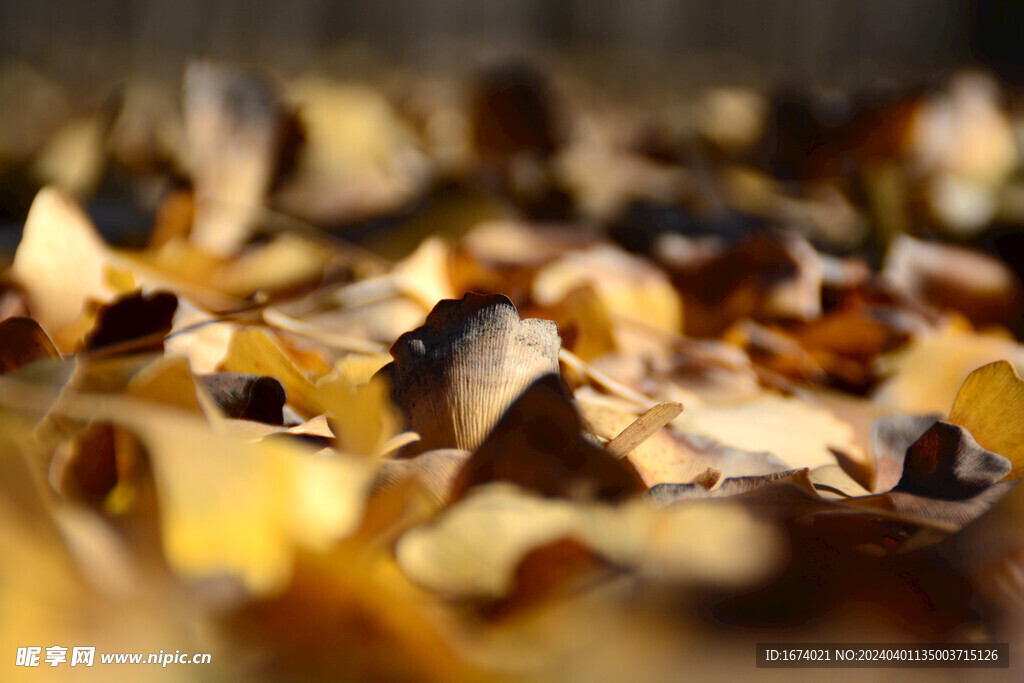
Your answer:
[3,0,1024,255]
[0,0,1019,86]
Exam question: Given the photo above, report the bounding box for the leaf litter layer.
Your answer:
[2,59,1024,681]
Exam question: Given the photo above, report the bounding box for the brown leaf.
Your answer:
[451,375,645,502]
[894,421,1010,499]
[847,484,1016,533]
[645,469,813,506]
[385,292,561,453]
[83,290,178,354]
[666,230,823,337]
[198,372,287,425]
[871,413,942,492]
[883,235,1023,330]
[0,316,60,374]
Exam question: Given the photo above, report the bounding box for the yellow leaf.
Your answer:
[10,187,117,341]
[949,360,1024,479]
[673,393,865,471]
[219,327,321,418]
[395,484,781,599]
[873,322,1024,414]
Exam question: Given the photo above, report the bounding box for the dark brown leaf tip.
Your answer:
[387,293,561,452]
[895,421,1012,499]
[0,316,60,374]
[83,290,178,354]
[198,372,287,425]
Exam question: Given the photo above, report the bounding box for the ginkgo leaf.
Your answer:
[219,327,321,418]
[894,420,1011,498]
[532,244,684,336]
[672,393,865,471]
[384,293,562,453]
[198,372,287,425]
[395,484,781,599]
[451,375,645,502]
[948,360,1024,479]
[374,449,470,504]
[873,323,1024,414]
[577,396,790,487]
[10,187,119,341]
[1,377,376,594]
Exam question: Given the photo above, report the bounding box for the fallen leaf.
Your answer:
[894,421,1011,498]
[198,372,287,425]
[948,360,1024,479]
[10,187,118,341]
[873,322,1024,414]
[384,293,561,452]
[374,449,470,504]
[396,484,781,600]
[672,392,864,471]
[578,396,791,487]
[82,290,178,354]
[532,244,684,336]
[451,375,645,502]
[883,235,1023,330]
[871,413,942,492]
[0,316,60,374]
[218,327,321,418]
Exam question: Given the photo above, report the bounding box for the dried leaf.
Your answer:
[198,372,287,425]
[871,413,942,492]
[0,316,60,374]
[533,244,684,336]
[873,322,1024,414]
[894,421,1011,499]
[673,393,865,471]
[451,375,645,502]
[218,327,321,418]
[883,235,1023,330]
[374,449,470,504]
[396,484,781,600]
[83,290,178,353]
[2,378,377,594]
[578,396,791,487]
[321,375,401,456]
[10,187,118,340]
[385,293,561,452]
[948,360,1024,479]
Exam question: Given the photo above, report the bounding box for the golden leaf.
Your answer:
[948,360,1024,479]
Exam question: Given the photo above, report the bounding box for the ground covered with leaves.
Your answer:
[2,59,1024,681]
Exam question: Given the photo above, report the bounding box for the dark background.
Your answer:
[1,1,1020,87]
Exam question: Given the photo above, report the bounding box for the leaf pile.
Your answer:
[2,59,1024,681]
